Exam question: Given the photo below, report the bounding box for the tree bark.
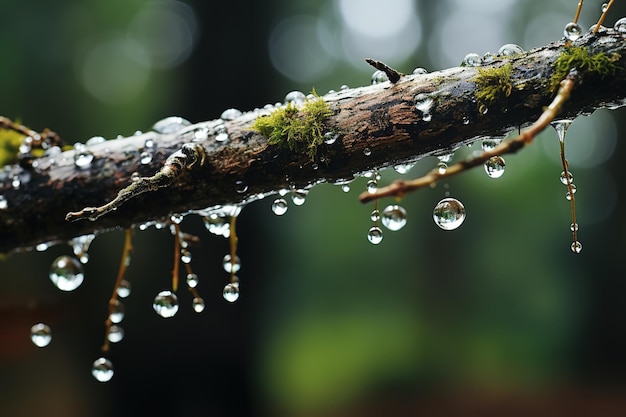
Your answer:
[1,30,625,253]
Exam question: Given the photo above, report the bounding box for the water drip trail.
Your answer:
[554,121,581,252]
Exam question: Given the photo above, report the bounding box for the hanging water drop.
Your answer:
[497,44,524,56]
[367,226,383,244]
[109,299,125,323]
[203,214,229,237]
[437,162,447,175]
[144,138,155,149]
[117,280,131,298]
[614,17,626,33]
[564,22,583,41]
[107,325,124,343]
[152,116,191,134]
[235,180,248,193]
[284,91,306,105]
[180,249,192,264]
[551,120,572,143]
[222,254,241,273]
[565,185,577,200]
[381,205,407,231]
[484,155,506,178]
[323,131,338,145]
[272,198,288,215]
[393,163,415,174]
[192,297,205,313]
[92,357,114,382]
[220,108,243,121]
[49,255,84,291]
[342,184,350,193]
[363,147,372,156]
[560,171,573,185]
[463,52,482,67]
[366,179,378,193]
[481,138,501,151]
[186,273,199,288]
[153,290,179,318]
[371,70,389,85]
[140,152,152,164]
[370,209,380,222]
[291,190,307,206]
[571,241,583,253]
[433,198,466,230]
[601,2,609,12]
[30,323,52,347]
[223,283,240,302]
[570,223,579,232]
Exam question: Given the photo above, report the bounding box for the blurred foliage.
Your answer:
[0,127,23,167]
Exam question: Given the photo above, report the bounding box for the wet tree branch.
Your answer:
[1,30,625,253]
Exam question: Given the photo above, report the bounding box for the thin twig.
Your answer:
[594,0,615,32]
[359,71,578,203]
[365,58,403,83]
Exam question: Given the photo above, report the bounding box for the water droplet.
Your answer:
[109,299,125,323]
[0,195,7,210]
[570,223,579,232]
[551,120,572,143]
[433,198,466,230]
[284,91,306,105]
[49,255,84,291]
[11,175,20,190]
[564,22,583,41]
[144,138,155,149]
[483,52,494,63]
[186,273,199,288]
[367,226,383,244]
[381,205,407,231]
[370,209,380,222]
[412,67,428,75]
[192,297,205,313]
[436,162,447,174]
[235,180,248,193]
[342,184,350,192]
[481,138,501,151]
[107,325,124,343]
[414,93,434,119]
[371,70,389,85]
[152,116,191,134]
[180,249,192,264]
[497,44,524,56]
[437,153,453,163]
[393,163,415,174]
[479,105,489,115]
[117,280,131,298]
[220,108,243,121]
[614,17,626,33]
[484,155,506,178]
[272,198,288,215]
[363,147,372,156]
[463,52,482,67]
[223,283,240,302]
[565,185,577,200]
[366,179,378,193]
[601,2,609,12]
[571,240,583,253]
[560,171,573,185]
[291,190,307,206]
[140,151,152,164]
[323,132,338,145]
[30,323,52,347]
[153,290,179,318]
[73,144,94,169]
[92,357,114,382]
[36,242,49,252]
[203,214,229,237]
[215,125,229,142]
[462,116,470,125]
[222,254,241,273]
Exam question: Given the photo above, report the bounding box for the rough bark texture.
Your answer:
[1,30,625,253]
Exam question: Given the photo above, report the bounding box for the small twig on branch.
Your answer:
[359,70,578,203]
[365,58,403,83]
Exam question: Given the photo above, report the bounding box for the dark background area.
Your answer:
[1,1,626,416]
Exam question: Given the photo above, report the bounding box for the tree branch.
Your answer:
[1,30,625,253]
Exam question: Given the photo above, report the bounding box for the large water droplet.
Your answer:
[614,17,626,33]
[220,108,243,121]
[30,323,52,347]
[107,325,124,343]
[484,155,506,178]
[152,116,191,134]
[564,22,583,41]
[371,70,389,85]
[222,254,241,273]
[381,205,407,231]
[223,283,240,302]
[203,214,230,237]
[560,171,573,185]
[109,299,125,323]
[272,198,288,215]
[463,52,482,67]
[291,190,307,206]
[367,226,383,244]
[153,290,179,318]
[433,198,466,230]
[497,44,524,56]
[49,255,84,291]
[284,91,306,105]
[92,357,114,382]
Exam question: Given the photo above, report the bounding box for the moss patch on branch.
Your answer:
[473,63,513,114]
[549,46,621,93]
[251,95,333,161]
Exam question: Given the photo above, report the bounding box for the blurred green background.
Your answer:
[1,1,626,416]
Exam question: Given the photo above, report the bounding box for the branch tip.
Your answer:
[365,58,403,83]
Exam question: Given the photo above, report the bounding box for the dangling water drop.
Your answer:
[393,163,415,174]
[366,179,378,193]
[463,52,482,67]
[565,184,577,200]
[109,299,125,323]
[222,254,241,273]
[370,209,380,222]
[560,171,573,185]
[92,357,114,382]
[223,283,240,302]
[371,70,389,85]
[433,198,466,230]
[614,17,626,33]
[49,255,84,291]
[601,2,609,12]
[497,44,524,56]
[117,280,131,298]
[551,120,572,143]
[437,162,447,175]
[367,226,383,244]
[481,138,502,151]
[186,273,199,288]
[484,155,506,178]
[363,147,372,156]
[272,198,288,215]
[564,22,583,41]
[107,325,124,343]
[381,205,407,231]
[203,214,229,237]
[30,323,52,347]
[152,290,179,318]
[180,249,192,264]
[140,152,152,164]
[291,190,307,206]
[192,297,205,313]
[323,132,338,145]
[341,184,350,192]
[571,240,583,253]
[152,116,191,134]
[235,180,248,194]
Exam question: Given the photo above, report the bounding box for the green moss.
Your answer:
[0,127,24,168]
[549,46,621,92]
[473,63,513,114]
[251,93,333,161]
